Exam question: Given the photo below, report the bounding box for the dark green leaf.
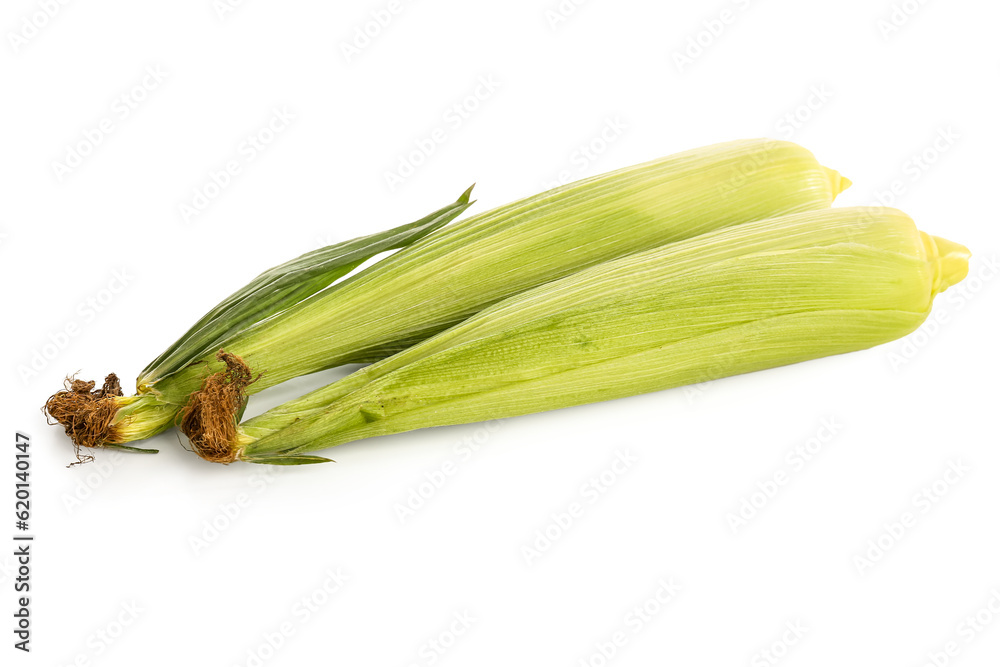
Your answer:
[142,186,475,382]
[244,454,333,465]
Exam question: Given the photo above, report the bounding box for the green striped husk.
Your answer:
[119,139,847,445]
[141,187,476,387]
[53,189,476,452]
[66,138,847,452]
[234,207,970,464]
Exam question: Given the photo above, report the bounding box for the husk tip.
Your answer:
[824,167,852,199]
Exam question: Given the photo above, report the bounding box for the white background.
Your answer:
[2,0,998,665]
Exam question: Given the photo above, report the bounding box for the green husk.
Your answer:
[234,207,969,464]
[141,186,477,388]
[48,139,849,456]
[45,189,475,452]
[164,140,848,400]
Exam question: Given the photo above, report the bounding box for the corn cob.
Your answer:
[232,207,969,465]
[46,139,848,458]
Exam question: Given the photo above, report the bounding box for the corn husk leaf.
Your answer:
[238,207,969,462]
[141,186,475,386]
